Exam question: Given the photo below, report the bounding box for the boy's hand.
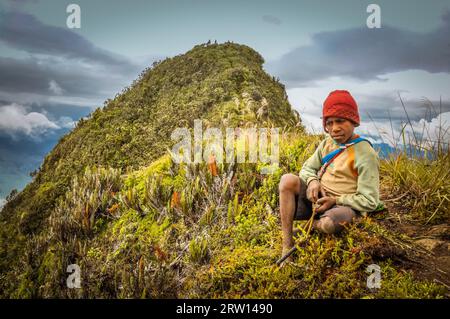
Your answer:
[307,180,327,203]
[315,197,336,213]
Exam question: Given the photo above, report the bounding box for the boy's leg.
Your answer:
[314,205,356,234]
[279,174,314,261]
[278,174,301,256]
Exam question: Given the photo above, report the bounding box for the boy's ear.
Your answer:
[322,117,328,133]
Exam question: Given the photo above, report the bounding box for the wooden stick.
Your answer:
[276,205,317,266]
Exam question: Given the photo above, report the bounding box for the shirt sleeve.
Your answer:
[335,142,380,212]
[299,139,326,186]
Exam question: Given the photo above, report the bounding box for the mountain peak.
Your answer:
[0,42,301,270]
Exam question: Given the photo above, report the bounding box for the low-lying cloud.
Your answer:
[359,111,450,148]
[0,103,74,138]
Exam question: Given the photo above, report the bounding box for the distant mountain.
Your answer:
[372,143,397,159]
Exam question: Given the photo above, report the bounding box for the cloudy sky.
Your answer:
[0,0,449,206]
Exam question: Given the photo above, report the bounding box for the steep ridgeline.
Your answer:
[0,42,302,297]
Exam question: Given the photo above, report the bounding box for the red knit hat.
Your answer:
[322,90,360,132]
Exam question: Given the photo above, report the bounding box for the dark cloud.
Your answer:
[3,0,38,11]
[0,9,133,69]
[262,15,282,26]
[0,57,48,94]
[0,55,130,98]
[267,10,450,87]
[0,9,149,106]
[5,0,38,4]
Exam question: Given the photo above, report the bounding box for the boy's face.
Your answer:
[325,117,355,144]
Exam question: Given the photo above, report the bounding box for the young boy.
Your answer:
[279,90,380,260]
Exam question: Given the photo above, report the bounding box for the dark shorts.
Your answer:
[294,178,358,229]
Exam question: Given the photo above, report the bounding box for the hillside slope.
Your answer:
[0,42,301,294]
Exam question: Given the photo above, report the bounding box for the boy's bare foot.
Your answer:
[279,246,294,267]
[312,219,320,230]
[279,227,305,267]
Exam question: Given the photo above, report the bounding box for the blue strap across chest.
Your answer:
[321,137,372,165]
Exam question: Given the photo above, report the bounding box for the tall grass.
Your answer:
[374,95,449,224]
[381,152,449,224]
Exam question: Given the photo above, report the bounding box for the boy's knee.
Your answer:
[279,174,298,192]
[317,207,356,234]
[317,217,337,234]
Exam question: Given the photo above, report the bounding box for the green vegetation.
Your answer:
[0,42,447,298]
[381,152,449,224]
